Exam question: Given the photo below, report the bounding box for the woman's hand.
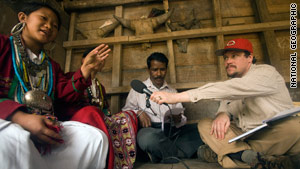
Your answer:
[81,44,111,80]
[11,111,63,145]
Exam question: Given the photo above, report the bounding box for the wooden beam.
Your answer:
[216,35,227,79]
[63,20,298,49]
[163,0,177,84]
[261,31,282,69]
[106,86,131,94]
[110,6,123,114]
[213,0,222,28]
[64,36,129,48]
[167,41,177,83]
[64,12,76,73]
[127,20,293,43]
[255,0,282,71]
[255,0,271,22]
[213,0,227,80]
[112,6,123,88]
[63,0,157,11]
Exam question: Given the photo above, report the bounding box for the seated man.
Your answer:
[122,52,203,163]
[150,39,300,168]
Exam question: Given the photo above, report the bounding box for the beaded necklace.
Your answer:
[10,22,53,104]
[10,37,53,100]
[87,78,105,111]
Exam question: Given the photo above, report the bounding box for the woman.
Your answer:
[56,48,138,169]
[0,2,111,169]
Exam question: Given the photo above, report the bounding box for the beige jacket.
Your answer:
[187,64,294,131]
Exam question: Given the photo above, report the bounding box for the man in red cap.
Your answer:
[148,38,300,168]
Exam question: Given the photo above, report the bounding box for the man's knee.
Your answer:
[137,127,161,150]
[198,118,213,134]
[287,117,300,135]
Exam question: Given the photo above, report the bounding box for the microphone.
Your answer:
[131,80,152,96]
[130,80,168,106]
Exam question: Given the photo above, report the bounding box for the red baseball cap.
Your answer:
[215,38,253,56]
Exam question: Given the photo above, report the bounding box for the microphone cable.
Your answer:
[166,104,173,138]
[164,104,190,169]
[142,90,190,169]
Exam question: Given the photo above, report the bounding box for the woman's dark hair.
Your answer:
[244,50,257,64]
[82,48,95,58]
[147,52,169,69]
[20,2,61,30]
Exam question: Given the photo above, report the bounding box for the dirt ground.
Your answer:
[133,159,237,169]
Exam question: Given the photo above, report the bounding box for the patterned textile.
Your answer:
[57,73,138,169]
[105,110,138,169]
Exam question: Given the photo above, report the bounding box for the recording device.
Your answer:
[130,79,168,106]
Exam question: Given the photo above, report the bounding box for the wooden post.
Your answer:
[254,0,282,71]
[213,0,227,80]
[64,12,76,73]
[163,0,177,84]
[110,6,123,114]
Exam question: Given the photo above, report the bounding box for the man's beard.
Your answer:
[226,65,238,78]
[227,72,238,78]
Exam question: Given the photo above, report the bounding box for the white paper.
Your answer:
[229,107,300,143]
[263,107,300,123]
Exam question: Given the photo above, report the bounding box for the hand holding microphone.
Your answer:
[150,91,173,105]
[130,80,175,105]
[151,91,191,104]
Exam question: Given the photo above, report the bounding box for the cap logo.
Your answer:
[227,40,235,46]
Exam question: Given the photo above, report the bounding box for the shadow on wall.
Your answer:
[0,1,18,35]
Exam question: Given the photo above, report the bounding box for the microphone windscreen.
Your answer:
[130,80,147,94]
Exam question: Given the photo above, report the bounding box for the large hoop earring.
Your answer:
[11,22,25,36]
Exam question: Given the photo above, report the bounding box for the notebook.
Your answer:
[228,107,300,143]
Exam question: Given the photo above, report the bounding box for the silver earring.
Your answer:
[11,22,25,36]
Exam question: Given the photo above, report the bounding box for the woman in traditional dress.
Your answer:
[56,48,138,169]
[0,2,111,169]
